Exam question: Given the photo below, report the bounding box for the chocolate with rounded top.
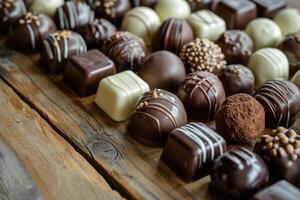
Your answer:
[7,12,57,53]
[27,0,64,17]
[41,30,87,74]
[153,18,194,54]
[128,89,188,147]
[254,127,300,187]
[250,0,287,18]
[186,0,213,11]
[138,51,186,93]
[0,0,26,34]
[209,147,269,200]
[218,65,255,96]
[130,0,157,8]
[154,0,191,22]
[179,38,226,74]
[177,71,225,121]
[161,122,226,182]
[254,80,300,129]
[274,8,300,36]
[102,31,146,72]
[216,30,253,65]
[77,18,116,49]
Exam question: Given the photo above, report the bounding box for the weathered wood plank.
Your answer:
[0,77,122,200]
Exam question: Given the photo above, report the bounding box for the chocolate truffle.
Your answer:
[209,147,269,200]
[177,71,226,121]
[154,0,191,22]
[130,0,157,8]
[161,122,226,182]
[27,0,64,17]
[215,0,257,29]
[138,51,186,93]
[215,94,265,143]
[250,0,287,18]
[254,80,300,128]
[248,48,289,87]
[216,30,253,65]
[0,0,26,34]
[274,8,300,36]
[218,65,255,96]
[77,18,116,49]
[153,18,194,54]
[185,0,213,11]
[254,127,300,187]
[102,32,146,72]
[7,12,57,53]
[121,7,161,45]
[128,89,188,147]
[42,30,87,74]
[292,70,300,89]
[179,38,226,74]
[246,18,282,50]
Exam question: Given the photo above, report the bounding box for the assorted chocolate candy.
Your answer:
[26,0,64,17]
[250,0,287,18]
[154,0,191,22]
[292,70,300,88]
[274,8,300,36]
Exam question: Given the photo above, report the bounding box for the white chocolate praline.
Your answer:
[274,8,300,36]
[27,0,64,17]
[121,7,161,45]
[95,70,150,122]
[155,0,191,22]
[248,48,289,87]
[245,18,282,50]
[186,10,226,42]
[292,70,300,89]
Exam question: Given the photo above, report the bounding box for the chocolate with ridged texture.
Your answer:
[177,71,225,121]
[128,89,188,147]
[153,18,194,54]
[102,32,146,72]
[218,65,255,96]
[7,12,57,53]
[130,0,157,8]
[161,122,226,182]
[138,51,186,93]
[216,30,253,65]
[186,0,213,11]
[250,0,287,18]
[41,30,87,74]
[63,49,116,96]
[0,0,26,34]
[254,80,300,129]
[209,147,269,200]
[254,127,300,188]
[179,38,226,74]
[77,18,116,49]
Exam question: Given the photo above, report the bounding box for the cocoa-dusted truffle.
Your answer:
[215,93,265,143]
[128,89,188,147]
[177,71,226,121]
[179,38,226,74]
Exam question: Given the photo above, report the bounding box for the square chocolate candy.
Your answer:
[250,0,287,18]
[161,122,226,182]
[63,49,116,96]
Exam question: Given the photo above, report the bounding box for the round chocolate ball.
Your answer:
[153,18,194,54]
[218,65,255,96]
[254,80,300,129]
[185,0,213,11]
[179,38,226,74]
[215,94,265,143]
[209,147,269,200]
[154,0,191,22]
[274,8,300,36]
[138,51,186,93]
[77,18,116,49]
[27,0,64,17]
[128,89,188,147]
[216,30,253,65]
[177,71,226,121]
[130,0,157,8]
[7,12,57,53]
[0,0,26,34]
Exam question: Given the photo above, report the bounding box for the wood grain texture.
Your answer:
[0,76,122,200]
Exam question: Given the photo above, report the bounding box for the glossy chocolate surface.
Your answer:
[250,0,286,18]
[130,0,157,7]
[186,0,213,11]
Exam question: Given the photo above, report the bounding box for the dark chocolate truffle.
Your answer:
[102,31,146,72]
[138,51,186,93]
[215,94,265,143]
[128,89,188,147]
[153,18,194,54]
[218,64,255,96]
[185,0,213,11]
[7,12,57,53]
[209,147,269,200]
[216,30,253,65]
[177,71,226,121]
[130,0,157,7]
[254,127,300,188]
[254,80,300,129]
[0,0,26,34]
[77,18,116,49]
[179,38,226,74]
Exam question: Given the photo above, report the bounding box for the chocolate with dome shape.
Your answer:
[186,0,213,11]
[155,0,191,22]
[130,0,157,7]
[250,0,286,18]
[274,8,300,36]
[161,122,226,182]
[128,89,188,147]
[27,0,64,17]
